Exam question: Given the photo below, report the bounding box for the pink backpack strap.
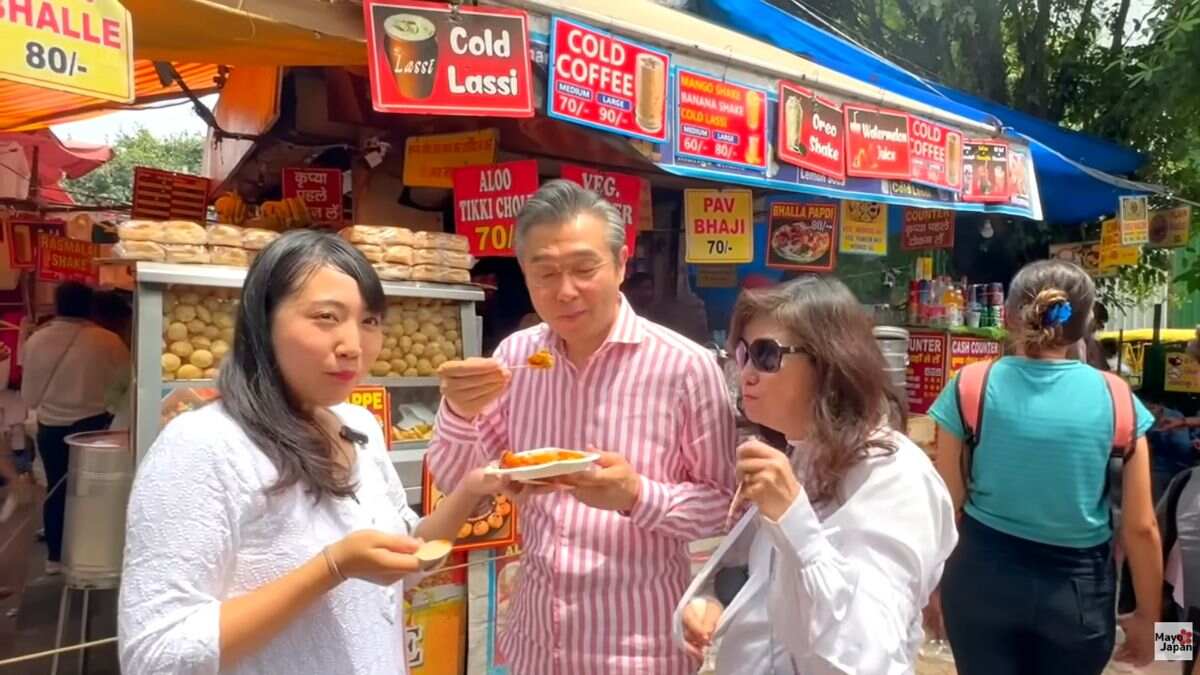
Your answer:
[1100,371,1137,457]
[955,361,994,448]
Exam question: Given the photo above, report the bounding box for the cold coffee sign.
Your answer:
[776,83,844,181]
[908,116,962,191]
[844,105,911,180]
[363,0,533,117]
[453,159,540,258]
[674,68,767,170]
[548,17,670,143]
[560,164,640,253]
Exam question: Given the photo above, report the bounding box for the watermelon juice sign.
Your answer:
[844,105,911,180]
[453,160,539,258]
[560,165,640,252]
[363,1,533,117]
[548,17,670,142]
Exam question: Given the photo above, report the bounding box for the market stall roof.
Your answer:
[698,0,1157,224]
[0,129,113,205]
[0,0,365,131]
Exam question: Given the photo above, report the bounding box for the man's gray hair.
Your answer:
[513,179,626,261]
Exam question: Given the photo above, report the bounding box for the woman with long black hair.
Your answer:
[119,231,500,674]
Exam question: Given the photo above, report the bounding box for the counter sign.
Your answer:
[0,0,134,102]
[684,189,753,264]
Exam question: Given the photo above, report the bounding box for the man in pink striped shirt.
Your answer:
[429,180,737,674]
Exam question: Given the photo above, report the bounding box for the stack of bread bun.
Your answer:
[339,226,473,284]
[113,220,280,267]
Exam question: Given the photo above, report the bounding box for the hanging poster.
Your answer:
[776,82,845,181]
[405,553,468,675]
[1119,195,1150,246]
[282,168,343,225]
[1049,241,1102,276]
[766,201,838,272]
[453,159,540,258]
[906,330,948,415]
[683,189,753,264]
[547,17,670,143]
[961,141,1010,203]
[363,0,534,117]
[674,68,768,171]
[947,336,1003,380]
[901,208,955,250]
[1149,206,1192,248]
[467,542,523,674]
[844,105,911,180]
[839,201,887,256]
[1007,146,1033,210]
[1166,343,1200,394]
[423,461,517,553]
[907,116,962,192]
[560,164,640,252]
[403,129,499,188]
[1100,218,1141,270]
[131,167,210,221]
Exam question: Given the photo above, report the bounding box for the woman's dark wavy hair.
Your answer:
[729,275,904,505]
[218,230,386,501]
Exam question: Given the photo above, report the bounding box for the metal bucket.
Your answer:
[62,430,132,589]
[873,326,910,416]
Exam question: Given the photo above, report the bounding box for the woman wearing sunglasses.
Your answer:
[674,276,957,673]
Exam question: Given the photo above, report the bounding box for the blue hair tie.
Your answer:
[1042,300,1073,328]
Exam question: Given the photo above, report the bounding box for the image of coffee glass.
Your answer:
[635,54,666,133]
[784,95,803,153]
[384,13,439,99]
[946,133,962,187]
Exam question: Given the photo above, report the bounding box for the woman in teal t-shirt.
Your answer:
[929,260,1162,674]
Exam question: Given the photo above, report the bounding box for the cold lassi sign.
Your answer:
[684,189,753,264]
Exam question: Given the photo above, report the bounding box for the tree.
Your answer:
[64,126,204,205]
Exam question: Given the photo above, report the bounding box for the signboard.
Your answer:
[0,0,134,103]
[282,168,343,225]
[907,116,962,192]
[131,167,210,222]
[469,542,523,674]
[363,1,534,117]
[1100,218,1141,270]
[560,164,640,253]
[776,83,845,181]
[906,330,948,415]
[6,218,42,269]
[1007,146,1033,211]
[839,200,887,256]
[901,208,955,250]
[1150,206,1192,248]
[674,68,767,170]
[683,189,753,264]
[403,129,498,188]
[947,336,1003,381]
[961,141,1010,203]
[423,461,517,552]
[1049,240,1102,276]
[695,265,739,288]
[844,105,910,179]
[405,553,467,675]
[547,17,670,143]
[453,159,540,258]
[1119,195,1150,246]
[766,201,838,272]
[36,234,97,283]
[1166,343,1200,394]
[347,386,391,437]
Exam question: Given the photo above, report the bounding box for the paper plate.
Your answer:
[486,449,600,482]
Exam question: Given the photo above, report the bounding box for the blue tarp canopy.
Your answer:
[699,0,1150,224]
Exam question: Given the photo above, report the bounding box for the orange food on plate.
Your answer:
[499,448,588,469]
[527,349,555,369]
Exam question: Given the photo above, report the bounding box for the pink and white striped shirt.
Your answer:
[428,297,737,674]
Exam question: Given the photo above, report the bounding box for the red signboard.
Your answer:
[547,17,670,143]
[844,105,911,179]
[962,140,1011,203]
[363,0,534,117]
[36,234,98,284]
[674,68,768,170]
[560,165,640,253]
[131,167,210,221]
[906,330,948,415]
[948,336,1003,381]
[453,159,540,258]
[908,116,963,191]
[776,83,845,181]
[766,201,838,272]
[901,208,956,250]
[282,168,344,224]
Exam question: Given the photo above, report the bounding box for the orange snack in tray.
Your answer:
[527,349,555,369]
[499,448,588,468]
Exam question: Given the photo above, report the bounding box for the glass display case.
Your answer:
[125,262,484,506]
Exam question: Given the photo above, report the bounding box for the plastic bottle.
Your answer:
[908,281,921,326]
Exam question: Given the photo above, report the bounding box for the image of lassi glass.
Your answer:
[746,91,762,132]
[784,94,803,152]
[634,54,666,133]
[384,13,439,99]
[746,136,762,166]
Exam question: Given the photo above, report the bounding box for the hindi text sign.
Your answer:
[839,201,887,256]
[901,208,955,250]
[282,168,343,225]
[403,129,498,188]
[131,167,210,222]
[906,330,948,415]
[1119,195,1150,246]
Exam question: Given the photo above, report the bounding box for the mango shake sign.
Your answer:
[363,1,533,117]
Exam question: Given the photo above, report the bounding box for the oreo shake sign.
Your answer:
[844,105,911,180]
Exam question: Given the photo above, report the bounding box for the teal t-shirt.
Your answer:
[928,356,1153,548]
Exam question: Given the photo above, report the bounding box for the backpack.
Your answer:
[953,360,1138,520]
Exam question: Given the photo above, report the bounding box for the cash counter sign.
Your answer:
[0,0,134,102]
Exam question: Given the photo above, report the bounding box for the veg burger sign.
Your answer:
[363,0,533,117]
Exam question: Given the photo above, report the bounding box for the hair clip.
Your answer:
[1042,300,1073,328]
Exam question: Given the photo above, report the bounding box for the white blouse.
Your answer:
[118,403,419,675]
[674,431,958,674]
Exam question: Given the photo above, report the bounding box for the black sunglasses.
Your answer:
[735,338,805,373]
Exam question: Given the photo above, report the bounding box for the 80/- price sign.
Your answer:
[684,189,754,264]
